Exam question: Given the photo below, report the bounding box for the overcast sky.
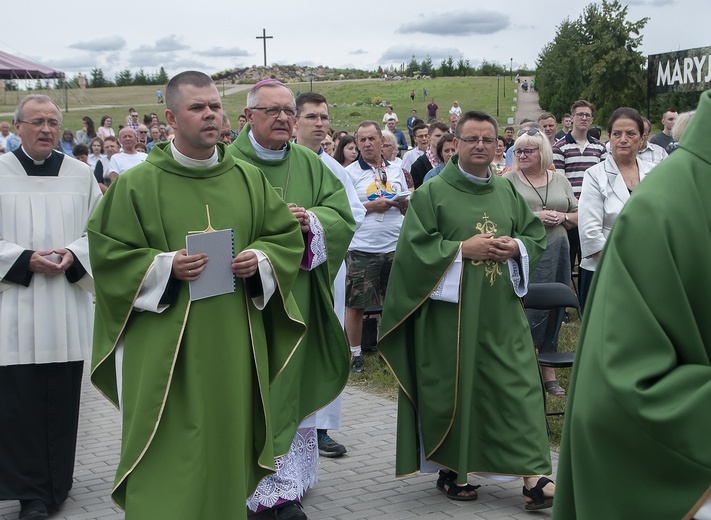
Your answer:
[2,0,705,81]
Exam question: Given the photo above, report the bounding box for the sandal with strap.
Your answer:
[523,476,554,510]
[436,470,480,501]
[544,380,566,395]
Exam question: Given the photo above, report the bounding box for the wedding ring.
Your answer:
[189,270,192,276]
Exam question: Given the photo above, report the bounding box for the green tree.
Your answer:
[420,56,433,75]
[535,19,587,118]
[115,69,133,87]
[478,60,506,77]
[536,1,648,123]
[133,69,150,85]
[439,56,455,77]
[155,66,169,85]
[456,58,470,77]
[406,55,420,76]
[89,67,110,88]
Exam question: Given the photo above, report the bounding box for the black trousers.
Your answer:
[0,361,83,508]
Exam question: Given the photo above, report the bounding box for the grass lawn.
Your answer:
[1,76,518,136]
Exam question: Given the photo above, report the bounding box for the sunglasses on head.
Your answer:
[517,128,541,137]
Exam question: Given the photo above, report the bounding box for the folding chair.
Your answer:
[523,282,580,427]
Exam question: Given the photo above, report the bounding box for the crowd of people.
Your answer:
[0,76,708,520]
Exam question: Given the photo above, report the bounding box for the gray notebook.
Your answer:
[185,228,236,301]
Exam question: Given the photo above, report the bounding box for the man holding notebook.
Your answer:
[88,71,308,520]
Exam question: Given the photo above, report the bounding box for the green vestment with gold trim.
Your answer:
[89,142,305,519]
[229,127,356,451]
[378,157,551,484]
[554,91,711,520]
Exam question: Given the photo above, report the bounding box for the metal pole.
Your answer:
[510,58,513,80]
[496,75,500,117]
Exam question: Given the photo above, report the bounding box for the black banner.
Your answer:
[648,46,711,94]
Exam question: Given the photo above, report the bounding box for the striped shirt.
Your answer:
[552,133,607,198]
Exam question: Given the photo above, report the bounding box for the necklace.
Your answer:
[620,164,639,190]
[248,154,292,200]
[520,169,549,209]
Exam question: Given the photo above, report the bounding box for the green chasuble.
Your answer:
[88,142,306,519]
[378,157,550,485]
[229,126,355,454]
[554,92,711,520]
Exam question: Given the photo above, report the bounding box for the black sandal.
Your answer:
[522,476,554,510]
[436,470,480,501]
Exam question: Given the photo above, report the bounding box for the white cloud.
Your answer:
[398,11,509,35]
[69,36,126,52]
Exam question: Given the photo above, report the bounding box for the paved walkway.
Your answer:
[0,88,555,520]
[1,364,556,520]
[512,77,544,124]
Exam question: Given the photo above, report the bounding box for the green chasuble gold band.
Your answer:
[378,157,551,486]
[88,142,306,519]
[229,126,355,455]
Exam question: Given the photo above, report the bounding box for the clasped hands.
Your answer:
[461,233,519,262]
[172,249,258,281]
[29,249,74,275]
[288,203,310,233]
[535,210,562,227]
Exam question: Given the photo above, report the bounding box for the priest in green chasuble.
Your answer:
[229,80,355,518]
[554,93,711,520]
[88,72,306,519]
[379,111,555,510]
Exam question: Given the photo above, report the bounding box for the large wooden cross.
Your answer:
[256,28,273,67]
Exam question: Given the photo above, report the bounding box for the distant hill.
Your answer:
[212,64,377,84]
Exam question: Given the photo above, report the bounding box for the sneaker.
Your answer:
[350,355,365,373]
[317,430,347,458]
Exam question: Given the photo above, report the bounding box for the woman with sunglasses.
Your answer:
[503,128,578,396]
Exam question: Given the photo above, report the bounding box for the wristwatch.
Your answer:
[563,213,569,222]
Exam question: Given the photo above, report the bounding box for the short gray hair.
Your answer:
[15,94,62,125]
[246,79,294,109]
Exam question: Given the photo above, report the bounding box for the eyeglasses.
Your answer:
[574,113,593,119]
[458,136,497,146]
[139,130,149,134]
[513,147,539,157]
[517,128,541,138]
[18,119,61,129]
[250,106,297,118]
[382,143,393,148]
[299,114,332,123]
[221,132,234,138]
[131,114,138,118]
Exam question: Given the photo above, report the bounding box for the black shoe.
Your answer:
[19,500,49,520]
[270,501,307,520]
[317,430,347,458]
[350,355,365,373]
